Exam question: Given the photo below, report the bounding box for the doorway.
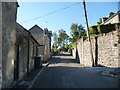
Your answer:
[14,45,19,81]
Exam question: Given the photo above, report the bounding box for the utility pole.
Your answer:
[83,0,94,67]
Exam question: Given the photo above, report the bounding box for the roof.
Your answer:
[16,22,40,45]
[104,10,120,23]
[29,32,40,45]
[16,22,28,32]
[29,24,43,32]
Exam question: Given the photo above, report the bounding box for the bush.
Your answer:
[113,22,120,29]
[108,23,115,31]
[90,25,99,35]
[97,24,109,33]
[97,23,116,33]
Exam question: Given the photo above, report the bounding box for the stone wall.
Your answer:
[73,27,120,67]
[28,38,38,72]
[0,1,2,89]
[29,25,44,45]
[118,25,120,68]
[44,35,51,62]
[97,31,119,67]
[72,47,76,59]
[37,45,44,58]
[29,25,52,62]
[16,23,28,80]
[2,2,18,88]
[17,23,40,74]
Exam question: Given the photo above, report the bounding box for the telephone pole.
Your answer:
[83,0,94,67]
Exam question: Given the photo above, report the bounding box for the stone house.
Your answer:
[29,25,44,60]
[0,1,2,89]
[102,10,120,24]
[1,21,40,88]
[44,28,52,55]
[1,1,19,88]
[0,1,40,88]
[16,23,40,82]
[29,25,52,62]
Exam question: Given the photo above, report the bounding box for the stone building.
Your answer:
[0,1,2,89]
[0,1,40,88]
[72,26,120,67]
[29,25,52,62]
[1,1,19,88]
[29,25,44,59]
[44,28,52,55]
[16,23,39,82]
[102,11,120,24]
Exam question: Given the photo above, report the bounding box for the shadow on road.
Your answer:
[49,53,79,65]
[31,65,118,88]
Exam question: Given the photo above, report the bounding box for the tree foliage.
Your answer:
[52,32,58,48]
[97,18,102,25]
[70,23,86,43]
[109,12,115,18]
[58,29,69,47]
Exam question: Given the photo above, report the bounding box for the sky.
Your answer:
[17,1,119,38]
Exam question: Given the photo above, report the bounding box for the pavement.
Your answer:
[11,61,50,89]
[28,53,119,88]
[11,53,120,89]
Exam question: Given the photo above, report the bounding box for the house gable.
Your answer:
[29,25,44,45]
[104,11,120,24]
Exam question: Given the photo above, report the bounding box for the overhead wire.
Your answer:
[21,2,81,23]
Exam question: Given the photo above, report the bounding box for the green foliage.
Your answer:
[90,25,99,34]
[109,12,115,18]
[51,47,60,55]
[97,18,102,24]
[97,23,116,33]
[113,22,120,26]
[71,43,76,49]
[71,23,78,32]
[70,23,86,43]
[90,22,119,36]
[97,24,109,33]
[52,32,58,48]
[58,29,69,47]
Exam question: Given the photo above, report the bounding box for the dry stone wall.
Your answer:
[73,28,120,67]
[0,1,2,89]
[97,31,119,67]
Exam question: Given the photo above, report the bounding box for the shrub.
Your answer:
[107,23,115,31]
[97,24,109,33]
[90,25,99,35]
[113,22,120,29]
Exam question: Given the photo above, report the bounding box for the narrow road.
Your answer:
[30,53,118,88]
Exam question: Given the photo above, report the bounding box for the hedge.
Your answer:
[90,22,120,35]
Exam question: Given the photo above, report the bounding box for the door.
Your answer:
[14,45,19,81]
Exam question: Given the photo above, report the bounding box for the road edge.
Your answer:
[27,60,50,89]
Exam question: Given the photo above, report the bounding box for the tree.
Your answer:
[109,12,115,18]
[52,32,58,49]
[97,18,102,24]
[70,23,86,43]
[58,29,69,47]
